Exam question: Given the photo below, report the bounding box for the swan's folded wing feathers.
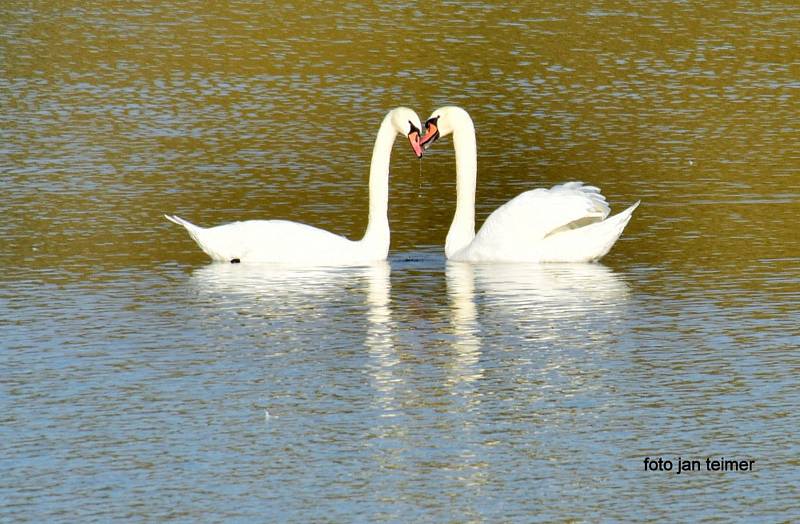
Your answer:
[549,182,610,218]
[474,182,610,248]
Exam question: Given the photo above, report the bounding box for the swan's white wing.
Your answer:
[478,181,608,237]
[451,182,616,261]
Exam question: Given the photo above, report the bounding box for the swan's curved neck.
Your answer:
[361,113,397,252]
[446,116,477,258]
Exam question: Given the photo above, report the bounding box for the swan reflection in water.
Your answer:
[190,260,394,371]
[190,261,391,315]
[446,261,632,380]
[189,260,400,419]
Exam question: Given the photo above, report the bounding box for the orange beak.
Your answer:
[408,130,423,158]
[420,120,439,150]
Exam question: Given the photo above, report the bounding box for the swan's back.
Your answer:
[165,215,384,264]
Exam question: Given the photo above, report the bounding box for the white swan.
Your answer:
[165,107,424,264]
[420,106,639,262]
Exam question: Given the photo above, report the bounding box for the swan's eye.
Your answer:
[408,121,420,136]
[425,116,440,130]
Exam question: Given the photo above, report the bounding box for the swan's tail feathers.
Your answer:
[164,214,182,226]
[542,200,639,262]
[164,214,206,245]
[165,214,199,230]
[610,200,640,231]
[589,200,640,261]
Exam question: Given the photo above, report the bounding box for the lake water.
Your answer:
[2,1,799,521]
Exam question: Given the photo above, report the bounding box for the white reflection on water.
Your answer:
[188,260,393,355]
[189,261,390,308]
[443,260,633,441]
[189,260,398,402]
[449,261,630,327]
[446,261,631,381]
[470,262,632,405]
[362,263,399,402]
[445,262,482,385]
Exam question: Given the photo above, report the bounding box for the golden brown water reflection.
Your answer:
[3,1,799,521]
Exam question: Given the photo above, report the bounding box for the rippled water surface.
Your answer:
[3,1,799,521]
